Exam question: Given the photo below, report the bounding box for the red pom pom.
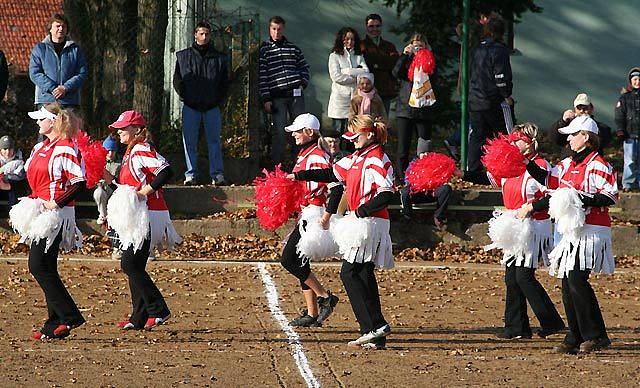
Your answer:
[408,48,436,81]
[74,130,108,188]
[405,152,456,193]
[253,165,305,231]
[481,136,526,180]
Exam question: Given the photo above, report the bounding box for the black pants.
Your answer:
[400,184,452,221]
[468,107,509,172]
[561,262,608,346]
[396,117,432,175]
[28,232,85,336]
[504,265,564,336]
[340,260,387,334]
[120,238,170,328]
[281,222,311,290]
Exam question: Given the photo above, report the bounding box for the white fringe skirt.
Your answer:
[149,210,182,251]
[502,219,553,269]
[548,224,614,278]
[295,205,338,262]
[332,216,394,269]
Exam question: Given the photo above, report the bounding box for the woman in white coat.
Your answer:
[328,27,369,134]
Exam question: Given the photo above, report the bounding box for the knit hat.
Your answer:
[0,135,15,150]
[629,68,640,82]
[357,72,375,85]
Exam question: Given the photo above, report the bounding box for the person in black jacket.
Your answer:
[467,16,514,172]
[392,33,436,179]
[615,67,640,190]
[173,21,230,186]
[549,93,612,159]
[0,50,8,104]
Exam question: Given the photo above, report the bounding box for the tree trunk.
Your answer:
[133,0,168,136]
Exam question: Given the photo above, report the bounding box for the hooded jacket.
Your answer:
[28,36,88,105]
[614,67,640,137]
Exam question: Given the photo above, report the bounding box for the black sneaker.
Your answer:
[554,342,579,354]
[495,331,532,340]
[579,336,611,353]
[536,326,565,339]
[290,313,321,327]
[317,292,339,324]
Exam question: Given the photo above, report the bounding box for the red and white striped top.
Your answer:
[25,137,85,204]
[488,154,550,220]
[292,143,330,207]
[333,143,395,219]
[119,142,169,211]
[547,151,618,227]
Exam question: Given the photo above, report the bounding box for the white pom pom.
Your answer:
[296,219,338,260]
[28,210,62,242]
[330,215,372,255]
[484,209,532,258]
[107,185,150,251]
[9,197,42,237]
[549,187,585,242]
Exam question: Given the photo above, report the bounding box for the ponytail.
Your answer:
[126,126,150,153]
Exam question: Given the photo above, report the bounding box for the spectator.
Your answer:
[173,21,230,186]
[392,34,437,177]
[319,128,350,164]
[348,73,387,124]
[0,50,8,103]
[259,16,310,166]
[0,135,25,206]
[615,67,640,191]
[328,27,369,134]
[467,16,513,172]
[93,135,120,225]
[360,13,399,114]
[28,14,87,109]
[550,93,612,158]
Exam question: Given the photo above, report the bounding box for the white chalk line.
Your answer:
[256,262,320,388]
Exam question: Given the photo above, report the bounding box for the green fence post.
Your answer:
[460,0,470,169]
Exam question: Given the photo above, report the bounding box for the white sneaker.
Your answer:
[372,324,391,338]
[348,332,377,346]
[148,251,156,261]
[211,174,225,186]
[97,215,106,225]
[111,248,122,260]
[183,177,196,186]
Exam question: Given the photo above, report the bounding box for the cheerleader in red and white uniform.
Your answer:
[523,116,617,353]
[107,111,180,330]
[20,104,86,340]
[295,115,395,349]
[460,123,565,340]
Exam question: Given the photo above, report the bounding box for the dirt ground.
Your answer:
[1,257,639,387]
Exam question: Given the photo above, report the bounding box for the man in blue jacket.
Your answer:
[173,21,230,186]
[28,14,87,108]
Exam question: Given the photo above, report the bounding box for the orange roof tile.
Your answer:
[0,0,63,74]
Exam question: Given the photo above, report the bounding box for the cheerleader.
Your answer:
[459,123,565,340]
[294,115,394,349]
[280,113,339,327]
[107,110,180,330]
[523,116,616,353]
[21,104,86,340]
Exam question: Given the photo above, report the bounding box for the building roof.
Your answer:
[0,0,63,74]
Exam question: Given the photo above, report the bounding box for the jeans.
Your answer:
[622,137,639,189]
[271,96,305,166]
[182,104,223,180]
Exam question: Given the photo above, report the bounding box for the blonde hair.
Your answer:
[47,103,80,140]
[126,126,151,153]
[348,114,388,145]
[512,122,538,154]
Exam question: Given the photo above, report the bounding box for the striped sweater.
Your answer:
[258,37,310,102]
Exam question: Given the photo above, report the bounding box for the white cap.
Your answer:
[284,113,320,133]
[357,72,375,84]
[28,106,58,121]
[558,115,599,135]
[573,93,591,107]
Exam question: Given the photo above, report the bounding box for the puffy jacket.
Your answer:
[327,49,368,119]
[360,36,399,98]
[173,43,230,112]
[28,36,87,105]
[392,52,434,120]
[468,38,512,112]
[614,67,640,137]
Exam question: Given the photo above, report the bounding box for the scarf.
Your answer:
[357,88,376,115]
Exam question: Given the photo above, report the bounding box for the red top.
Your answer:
[548,151,618,227]
[488,154,550,220]
[118,142,169,211]
[333,143,395,219]
[25,137,85,205]
[292,143,330,207]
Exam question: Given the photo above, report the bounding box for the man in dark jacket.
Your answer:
[615,67,640,190]
[549,93,612,158]
[0,50,8,104]
[173,21,230,186]
[28,14,87,108]
[360,13,399,114]
[259,16,309,167]
[467,16,514,172]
